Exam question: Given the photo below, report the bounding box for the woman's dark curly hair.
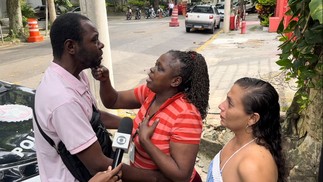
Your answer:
[235,77,286,182]
[167,50,210,119]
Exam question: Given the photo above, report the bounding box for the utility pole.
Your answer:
[45,1,48,36]
[223,0,231,33]
[239,0,244,20]
[79,0,115,110]
[47,0,56,24]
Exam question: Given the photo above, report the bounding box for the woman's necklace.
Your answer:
[220,138,256,174]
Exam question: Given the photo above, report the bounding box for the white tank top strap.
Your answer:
[220,138,256,173]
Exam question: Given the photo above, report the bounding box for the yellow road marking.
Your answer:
[196,29,223,52]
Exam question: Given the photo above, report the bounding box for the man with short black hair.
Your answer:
[34,13,169,182]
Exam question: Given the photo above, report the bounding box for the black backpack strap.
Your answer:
[33,99,93,182]
[33,99,59,154]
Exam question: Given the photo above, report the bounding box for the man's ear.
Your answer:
[64,39,76,55]
[248,113,260,126]
[171,76,182,87]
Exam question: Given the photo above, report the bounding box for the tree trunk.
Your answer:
[283,58,323,181]
[6,0,23,38]
[154,0,159,9]
[47,0,56,24]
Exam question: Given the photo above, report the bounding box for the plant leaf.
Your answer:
[309,0,323,24]
[276,59,293,68]
[304,27,323,44]
[277,17,285,34]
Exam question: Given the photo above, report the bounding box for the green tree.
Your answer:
[277,0,323,180]
[6,0,23,38]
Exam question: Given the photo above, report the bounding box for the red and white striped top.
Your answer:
[131,84,202,173]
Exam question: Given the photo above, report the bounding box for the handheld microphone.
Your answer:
[112,117,133,169]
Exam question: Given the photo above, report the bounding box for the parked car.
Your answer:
[185,4,221,34]
[34,5,61,20]
[0,80,40,181]
[186,3,195,13]
[233,0,256,13]
[216,3,224,21]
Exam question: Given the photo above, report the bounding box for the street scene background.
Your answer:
[0,13,298,181]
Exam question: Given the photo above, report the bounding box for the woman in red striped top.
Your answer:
[92,50,210,182]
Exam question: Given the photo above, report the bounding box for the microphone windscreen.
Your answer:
[118,117,133,134]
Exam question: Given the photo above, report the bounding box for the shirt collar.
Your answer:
[145,91,184,110]
[49,62,88,95]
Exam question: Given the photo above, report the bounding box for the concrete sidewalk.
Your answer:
[199,14,296,119]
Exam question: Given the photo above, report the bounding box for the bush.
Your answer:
[257,0,276,6]
[127,0,145,9]
[260,14,270,27]
[21,1,35,27]
[256,0,275,27]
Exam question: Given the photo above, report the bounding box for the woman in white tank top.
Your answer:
[206,77,286,182]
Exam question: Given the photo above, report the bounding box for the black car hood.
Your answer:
[0,81,38,181]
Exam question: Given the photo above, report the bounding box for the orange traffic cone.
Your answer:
[169,6,179,27]
[27,18,44,43]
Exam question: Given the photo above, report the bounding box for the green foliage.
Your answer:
[127,0,145,8]
[277,0,323,111]
[309,0,323,24]
[20,1,35,27]
[55,0,73,8]
[258,0,276,6]
[55,0,73,13]
[260,13,271,26]
[256,1,276,26]
[106,2,114,7]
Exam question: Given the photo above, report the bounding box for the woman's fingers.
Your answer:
[88,163,123,182]
[110,163,123,181]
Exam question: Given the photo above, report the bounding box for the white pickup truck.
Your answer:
[185,4,221,34]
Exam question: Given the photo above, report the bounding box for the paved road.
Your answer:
[0,14,295,115]
[106,16,222,90]
[0,16,220,91]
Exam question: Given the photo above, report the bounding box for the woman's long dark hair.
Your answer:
[167,50,210,119]
[235,77,286,182]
